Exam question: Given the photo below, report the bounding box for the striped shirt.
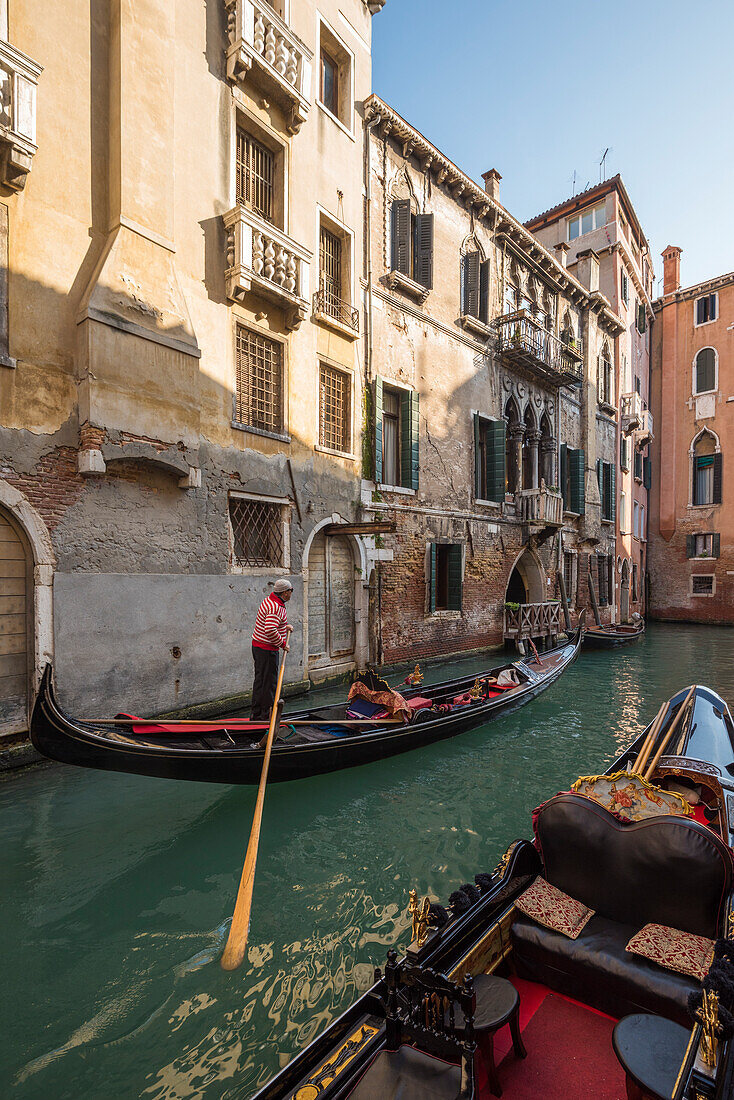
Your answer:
[252,593,288,651]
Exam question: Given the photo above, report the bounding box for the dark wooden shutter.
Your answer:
[447,544,463,611]
[429,543,437,612]
[620,436,628,470]
[643,455,651,489]
[487,418,506,502]
[596,459,602,496]
[391,199,411,275]
[696,298,705,325]
[713,453,722,504]
[608,462,616,523]
[710,294,718,321]
[473,414,482,499]
[634,450,643,480]
[462,252,480,317]
[569,449,585,514]
[560,443,568,509]
[374,376,383,484]
[414,213,433,289]
[400,389,419,490]
[638,303,646,333]
[686,534,695,559]
[713,533,721,558]
[479,260,490,324]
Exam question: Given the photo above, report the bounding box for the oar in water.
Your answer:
[220,648,288,972]
[644,685,697,781]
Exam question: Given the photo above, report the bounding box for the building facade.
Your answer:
[361,97,624,663]
[648,250,733,623]
[0,0,387,737]
[526,176,654,625]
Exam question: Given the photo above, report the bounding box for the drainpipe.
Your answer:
[364,114,380,385]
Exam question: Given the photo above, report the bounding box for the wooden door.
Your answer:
[308,531,354,663]
[308,531,327,661]
[0,511,31,734]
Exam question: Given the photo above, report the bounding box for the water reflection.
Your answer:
[3,624,734,1099]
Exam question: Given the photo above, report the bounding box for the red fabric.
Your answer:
[116,713,268,734]
[252,593,288,650]
[692,803,712,827]
[407,697,433,711]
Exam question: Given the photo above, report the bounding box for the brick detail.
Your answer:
[79,423,106,451]
[1,447,85,531]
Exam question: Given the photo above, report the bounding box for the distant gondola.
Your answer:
[30,626,583,785]
[584,617,645,649]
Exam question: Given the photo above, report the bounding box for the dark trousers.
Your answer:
[251,644,278,721]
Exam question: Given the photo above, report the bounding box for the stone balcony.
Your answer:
[496,310,583,388]
[0,39,42,191]
[223,204,311,331]
[226,0,312,135]
[620,391,643,433]
[634,408,654,449]
[516,486,563,528]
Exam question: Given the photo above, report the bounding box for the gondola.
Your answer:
[30,625,583,785]
[584,616,645,649]
[252,682,734,1100]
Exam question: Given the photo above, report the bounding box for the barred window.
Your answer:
[237,129,274,222]
[692,575,714,596]
[229,497,284,567]
[235,325,283,434]
[319,364,351,453]
[319,226,343,315]
[597,554,609,606]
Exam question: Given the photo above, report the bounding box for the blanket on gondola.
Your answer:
[346,680,411,721]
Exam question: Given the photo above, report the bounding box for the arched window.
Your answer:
[694,348,716,395]
[460,239,489,322]
[522,405,537,490]
[504,397,520,494]
[598,341,613,406]
[692,430,722,506]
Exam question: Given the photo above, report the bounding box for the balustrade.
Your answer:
[496,310,583,388]
[516,486,563,527]
[223,205,311,330]
[504,601,562,641]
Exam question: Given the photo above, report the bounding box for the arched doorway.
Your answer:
[0,507,33,734]
[505,549,545,606]
[620,560,630,622]
[307,530,356,668]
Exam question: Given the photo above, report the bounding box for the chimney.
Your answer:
[576,248,600,293]
[482,169,501,203]
[662,245,682,294]
[554,242,570,269]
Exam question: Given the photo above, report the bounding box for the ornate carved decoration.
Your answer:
[408,888,431,948]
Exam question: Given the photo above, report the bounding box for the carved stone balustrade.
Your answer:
[223,205,311,330]
[516,486,563,528]
[0,40,42,191]
[504,601,562,642]
[226,0,312,135]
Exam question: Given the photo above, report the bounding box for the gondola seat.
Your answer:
[512,794,733,1025]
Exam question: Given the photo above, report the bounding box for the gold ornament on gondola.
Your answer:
[408,888,431,948]
[468,678,486,700]
[406,664,423,685]
[696,989,721,1068]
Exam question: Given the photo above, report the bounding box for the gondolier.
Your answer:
[251,579,294,723]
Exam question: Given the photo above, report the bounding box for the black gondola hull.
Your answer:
[583,621,645,649]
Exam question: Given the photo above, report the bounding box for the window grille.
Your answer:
[319,363,351,452]
[235,325,283,434]
[692,575,714,596]
[319,226,343,316]
[236,129,274,222]
[229,497,284,567]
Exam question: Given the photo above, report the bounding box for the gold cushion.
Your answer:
[625,923,714,981]
[515,877,594,940]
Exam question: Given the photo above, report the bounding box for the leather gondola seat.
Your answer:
[511,793,733,1025]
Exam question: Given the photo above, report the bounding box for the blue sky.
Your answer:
[372,0,733,293]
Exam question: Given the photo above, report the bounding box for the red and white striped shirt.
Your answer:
[252,593,288,651]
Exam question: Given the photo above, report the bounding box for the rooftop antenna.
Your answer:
[599,148,609,182]
[572,170,576,196]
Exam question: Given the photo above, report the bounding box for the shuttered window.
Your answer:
[391,199,411,276]
[461,253,490,322]
[562,447,585,515]
[374,377,419,490]
[636,302,646,334]
[597,554,610,606]
[687,533,720,559]
[234,325,283,433]
[236,129,274,222]
[563,551,575,606]
[596,460,616,522]
[319,364,351,453]
[634,450,643,481]
[390,201,433,290]
[598,353,614,406]
[643,455,651,490]
[429,543,463,612]
[694,348,716,394]
[693,452,722,505]
[620,436,630,471]
[695,294,717,325]
[474,414,506,502]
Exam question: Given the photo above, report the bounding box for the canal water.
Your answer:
[3,623,734,1099]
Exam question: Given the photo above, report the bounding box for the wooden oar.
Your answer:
[220,649,288,972]
[631,700,667,775]
[644,685,697,781]
[84,717,404,728]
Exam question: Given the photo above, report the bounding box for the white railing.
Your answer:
[223,205,311,330]
[516,486,563,527]
[620,391,643,433]
[0,39,42,191]
[504,601,562,640]
[226,0,312,134]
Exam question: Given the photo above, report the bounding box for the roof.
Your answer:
[653,268,734,308]
[524,175,649,254]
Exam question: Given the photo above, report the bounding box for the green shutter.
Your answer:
[609,462,616,523]
[400,390,419,490]
[447,545,463,611]
[391,200,411,275]
[643,455,651,490]
[560,443,568,509]
[429,543,437,612]
[686,534,695,559]
[414,213,433,289]
[463,252,480,317]
[596,459,602,496]
[487,418,506,502]
[713,453,723,504]
[374,376,383,484]
[569,449,585,515]
[479,260,491,324]
[473,413,482,499]
[713,533,721,558]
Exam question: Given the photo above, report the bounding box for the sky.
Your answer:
[372,0,734,294]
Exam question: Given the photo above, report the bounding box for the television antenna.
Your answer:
[599,147,609,181]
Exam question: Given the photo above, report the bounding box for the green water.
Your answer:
[3,624,734,1099]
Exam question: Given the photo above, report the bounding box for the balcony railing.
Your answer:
[504,601,562,641]
[226,0,312,135]
[620,391,643,434]
[313,288,360,335]
[223,205,311,331]
[496,310,583,388]
[516,486,563,527]
[0,39,42,191]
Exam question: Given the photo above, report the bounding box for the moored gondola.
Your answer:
[584,617,646,649]
[252,683,734,1099]
[30,625,583,785]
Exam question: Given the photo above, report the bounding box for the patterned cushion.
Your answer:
[515,877,594,939]
[625,923,714,981]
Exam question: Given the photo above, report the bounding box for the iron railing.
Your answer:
[496,310,583,387]
[313,288,359,333]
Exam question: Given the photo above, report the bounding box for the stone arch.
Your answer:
[505,546,545,606]
[689,425,720,455]
[460,232,485,260]
[620,558,630,622]
[522,404,538,489]
[388,164,419,210]
[303,514,368,678]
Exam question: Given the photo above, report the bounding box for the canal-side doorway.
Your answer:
[0,506,33,736]
[307,529,356,675]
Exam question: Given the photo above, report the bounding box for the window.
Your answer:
[375,378,419,490]
[621,270,629,306]
[567,203,606,241]
[560,445,585,514]
[597,555,610,606]
[636,301,646,334]
[597,460,616,522]
[694,348,716,394]
[621,352,630,393]
[234,325,283,434]
[429,543,462,612]
[320,225,342,309]
[504,283,518,314]
[237,128,274,222]
[695,293,718,326]
[620,490,627,532]
[634,374,641,395]
[390,200,433,290]
[319,363,351,453]
[598,348,614,406]
[461,252,490,322]
[632,563,638,601]
[620,436,630,471]
[474,414,505,502]
[692,435,722,506]
[640,505,645,540]
[229,496,285,567]
[691,575,715,596]
[320,48,338,116]
[687,533,720,558]
[643,455,651,490]
[634,450,643,481]
[318,21,353,130]
[563,551,575,605]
